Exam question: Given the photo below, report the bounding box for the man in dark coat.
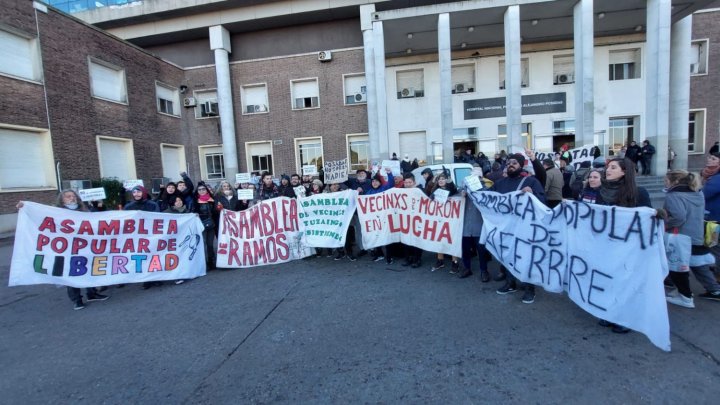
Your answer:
[625,141,642,172]
[640,140,656,175]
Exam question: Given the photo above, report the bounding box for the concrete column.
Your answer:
[574,0,595,147]
[361,5,380,167]
[372,20,389,159]
[645,0,671,176]
[504,5,522,149]
[438,13,453,163]
[209,25,238,181]
[669,15,692,170]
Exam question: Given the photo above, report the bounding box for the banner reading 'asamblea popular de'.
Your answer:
[10,202,207,288]
[468,189,670,351]
[356,187,464,257]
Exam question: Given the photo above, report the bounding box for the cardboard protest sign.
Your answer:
[9,202,206,288]
[463,176,484,191]
[237,189,254,200]
[357,188,464,257]
[235,173,252,184]
[217,198,314,268]
[535,144,595,169]
[78,187,107,202]
[468,190,670,351]
[293,186,307,198]
[123,179,144,190]
[380,160,401,179]
[323,159,349,184]
[298,189,357,248]
[433,189,449,205]
[302,165,319,176]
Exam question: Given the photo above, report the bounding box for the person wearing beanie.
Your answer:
[488,152,545,304]
[278,174,295,198]
[420,167,435,196]
[124,185,160,212]
[345,169,372,194]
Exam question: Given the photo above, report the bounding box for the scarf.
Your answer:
[599,179,622,205]
[701,165,720,184]
[198,194,212,203]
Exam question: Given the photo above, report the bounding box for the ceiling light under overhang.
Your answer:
[406,48,412,54]
[407,33,413,39]
[598,12,605,19]
[531,19,538,26]
[467,26,474,32]
[461,42,467,48]
[635,25,643,32]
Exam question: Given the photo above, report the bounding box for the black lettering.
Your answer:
[588,269,612,311]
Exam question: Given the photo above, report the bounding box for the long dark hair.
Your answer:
[606,157,637,207]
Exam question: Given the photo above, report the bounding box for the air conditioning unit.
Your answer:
[400,87,415,98]
[247,104,267,113]
[318,50,332,62]
[454,83,468,93]
[183,97,197,107]
[555,73,574,84]
[354,93,367,102]
[499,80,505,90]
[690,63,699,74]
[202,101,219,116]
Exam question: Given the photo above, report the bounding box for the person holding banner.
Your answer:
[663,171,720,305]
[430,174,460,274]
[489,153,546,304]
[17,191,110,310]
[459,166,493,282]
[400,173,425,268]
[365,168,396,264]
[193,183,218,270]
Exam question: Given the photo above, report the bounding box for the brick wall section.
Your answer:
[689,10,720,170]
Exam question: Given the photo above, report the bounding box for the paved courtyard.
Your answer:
[1,238,718,403]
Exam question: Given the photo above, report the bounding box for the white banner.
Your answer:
[217,197,314,268]
[468,190,670,351]
[9,202,206,288]
[380,160,401,179]
[535,144,595,169]
[298,190,357,248]
[323,159,349,184]
[78,187,106,202]
[357,188,464,257]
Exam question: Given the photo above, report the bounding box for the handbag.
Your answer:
[703,220,719,247]
[201,217,215,230]
[665,228,691,272]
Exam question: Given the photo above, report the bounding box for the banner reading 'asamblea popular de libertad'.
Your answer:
[10,202,207,288]
[356,187,464,257]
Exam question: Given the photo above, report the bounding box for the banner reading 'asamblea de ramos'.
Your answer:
[356,187,465,257]
[468,190,670,351]
[217,197,315,268]
[10,202,206,288]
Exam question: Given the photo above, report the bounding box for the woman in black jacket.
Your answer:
[193,182,218,270]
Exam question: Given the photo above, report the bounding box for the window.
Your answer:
[497,124,531,151]
[241,84,269,114]
[608,117,637,154]
[246,141,273,174]
[608,49,641,81]
[156,82,180,116]
[344,74,367,105]
[0,127,56,190]
[291,79,319,110]
[89,58,127,103]
[96,136,136,180]
[0,28,41,82]
[451,64,475,94]
[347,134,369,171]
[691,40,709,75]
[194,90,219,118]
[688,110,706,154]
[160,144,186,178]
[432,142,443,164]
[396,69,425,98]
[199,145,225,180]
[553,120,575,134]
[553,55,574,85]
[295,138,323,172]
[499,58,530,89]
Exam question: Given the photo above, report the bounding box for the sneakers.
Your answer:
[496,282,517,295]
[698,290,720,301]
[521,289,535,304]
[348,255,357,262]
[480,269,490,283]
[666,294,695,308]
[73,300,85,310]
[449,261,460,275]
[334,251,346,261]
[430,260,445,272]
[175,279,185,285]
[386,258,394,265]
[373,255,385,262]
[86,293,109,302]
[458,267,473,279]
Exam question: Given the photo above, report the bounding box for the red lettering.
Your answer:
[422,219,438,240]
[412,216,422,237]
[60,219,74,234]
[51,237,68,253]
[122,239,135,253]
[98,220,120,235]
[357,197,369,214]
[167,219,178,234]
[242,241,254,266]
[253,239,267,263]
[77,221,94,235]
[91,239,107,254]
[276,233,289,260]
[138,238,150,253]
[289,199,298,232]
[36,235,50,250]
[157,239,167,251]
[147,255,162,272]
[229,239,240,266]
[438,223,452,243]
[165,254,178,271]
[38,217,56,233]
[138,219,148,234]
[152,219,163,234]
[71,238,88,254]
[109,239,120,254]
[260,203,273,236]
[123,220,135,233]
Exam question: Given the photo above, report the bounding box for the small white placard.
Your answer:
[235,173,252,184]
[380,160,401,178]
[237,189,254,200]
[433,189,450,204]
[302,165,318,176]
[294,186,307,197]
[464,176,483,191]
[123,179,144,190]
[78,187,107,202]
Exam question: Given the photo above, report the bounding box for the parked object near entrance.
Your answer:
[412,163,473,188]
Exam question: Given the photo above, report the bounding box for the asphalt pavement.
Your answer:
[1,237,719,404]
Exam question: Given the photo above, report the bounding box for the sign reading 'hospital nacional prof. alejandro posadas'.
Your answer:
[464,92,566,120]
